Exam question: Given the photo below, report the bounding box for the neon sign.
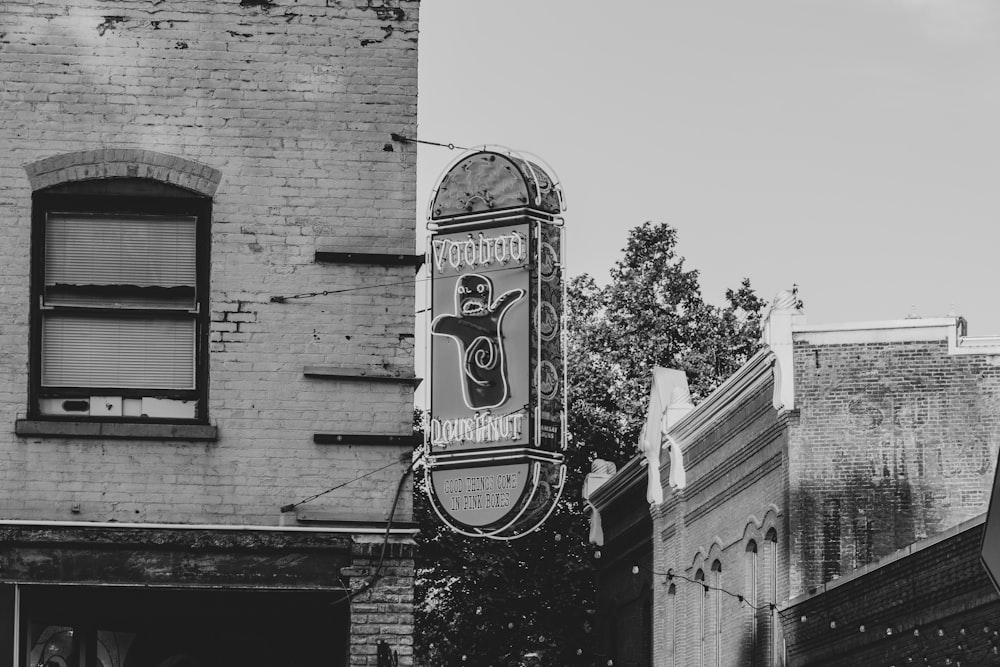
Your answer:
[424,148,567,540]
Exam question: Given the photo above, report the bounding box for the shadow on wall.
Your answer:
[793,470,932,590]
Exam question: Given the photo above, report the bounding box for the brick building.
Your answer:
[0,2,419,666]
[588,294,1000,666]
[780,514,1000,666]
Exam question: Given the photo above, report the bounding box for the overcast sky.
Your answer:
[415,0,1000,347]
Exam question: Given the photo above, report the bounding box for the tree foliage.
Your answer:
[414,221,767,666]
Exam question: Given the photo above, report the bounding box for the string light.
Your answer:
[647,566,781,615]
[638,563,998,667]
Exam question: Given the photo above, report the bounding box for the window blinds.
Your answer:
[40,213,199,392]
[45,214,197,302]
[41,315,195,390]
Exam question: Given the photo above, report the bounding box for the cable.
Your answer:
[279,454,412,513]
[390,133,469,152]
[642,566,785,616]
[347,455,418,601]
[271,275,419,303]
[269,262,530,303]
[323,455,420,609]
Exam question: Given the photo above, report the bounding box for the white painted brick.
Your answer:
[0,0,419,528]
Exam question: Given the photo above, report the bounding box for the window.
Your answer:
[666,583,677,667]
[30,179,210,422]
[696,568,706,667]
[711,560,722,667]
[746,541,759,666]
[765,528,778,666]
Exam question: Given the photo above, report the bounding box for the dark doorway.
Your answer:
[20,586,349,667]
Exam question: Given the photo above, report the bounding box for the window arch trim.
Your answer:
[24,149,221,198]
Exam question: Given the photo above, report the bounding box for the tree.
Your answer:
[414,221,766,666]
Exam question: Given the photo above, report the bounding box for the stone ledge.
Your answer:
[15,419,219,441]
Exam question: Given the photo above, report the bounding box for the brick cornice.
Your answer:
[590,455,646,512]
[669,348,775,451]
[684,453,783,526]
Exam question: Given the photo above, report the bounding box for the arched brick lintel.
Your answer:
[24,149,221,197]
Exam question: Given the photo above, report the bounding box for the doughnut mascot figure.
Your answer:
[431,274,526,409]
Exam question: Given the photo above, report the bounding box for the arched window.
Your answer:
[765,529,778,666]
[711,560,722,667]
[30,177,211,423]
[695,568,706,667]
[746,540,759,665]
[667,583,677,667]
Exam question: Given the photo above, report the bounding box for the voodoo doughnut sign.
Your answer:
[424,149,567,540]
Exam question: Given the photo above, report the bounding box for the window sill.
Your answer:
[15,419,218,441]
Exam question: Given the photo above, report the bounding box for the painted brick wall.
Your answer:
[0,0,419,526]
[788,337,1000,597]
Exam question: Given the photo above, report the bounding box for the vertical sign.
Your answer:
[424,149,566,540]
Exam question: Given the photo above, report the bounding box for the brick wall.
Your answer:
[597,319,1000,667]
[593,458,654,666]
[651,353,791,667]
[781,516,1000,666]
[788,336,1000,596]
[348,535,417,666]
[0,0,418,526]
